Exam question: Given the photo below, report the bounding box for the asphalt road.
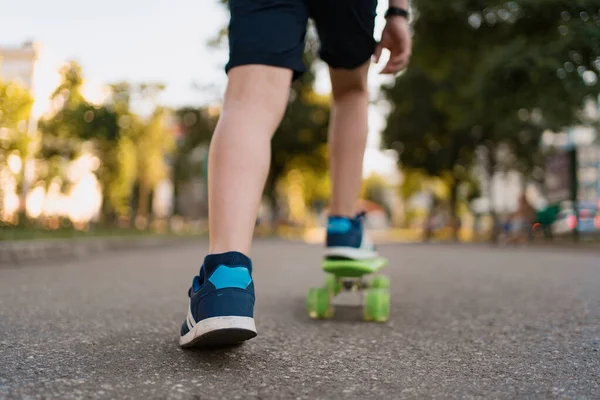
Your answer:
[1,240,599,399]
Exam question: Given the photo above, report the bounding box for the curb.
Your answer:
[0,236,196,268]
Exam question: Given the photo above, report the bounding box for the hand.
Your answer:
[374,16,412,74]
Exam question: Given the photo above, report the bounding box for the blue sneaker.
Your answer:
[179,252,257,348]
[325,212,378,260]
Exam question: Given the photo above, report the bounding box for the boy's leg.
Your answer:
[328,62,371,218]
[312,0,379,260]
[208,65,292,255]
[210,0,309,255]
[324,63,378,260]
[180,0,309,348]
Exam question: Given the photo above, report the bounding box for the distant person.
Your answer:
[179,0,413,347]
[508,194,534,245]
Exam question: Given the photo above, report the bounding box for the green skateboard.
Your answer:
[306,257,390,322]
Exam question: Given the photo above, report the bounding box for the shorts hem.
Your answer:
[321,41,376,70]
[226,53,305,81]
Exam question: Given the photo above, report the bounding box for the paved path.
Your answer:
[1,240,599,399]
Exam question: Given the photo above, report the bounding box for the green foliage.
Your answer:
[39,61,89,163]
[384,0,600,216]
[383,66,475,180]
[0,80,34,166]
[280,144,330,210]
[133,107,176,217]
[173,107,216,183]
[50,61,86,106]
[399,169,427,201]
[96,135,137,217]
[361,173,389,206]
[0,80,33,134]
[39,63,139,218]
[134,108,174,190]
[102,83,174,219]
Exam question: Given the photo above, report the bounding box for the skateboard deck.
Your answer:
[322,257,388,278]
[306,256,390,322]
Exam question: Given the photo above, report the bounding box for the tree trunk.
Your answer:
[267,191,279,233]
[18,171,29,226]
[100,192,117,228]
[448,142,460,242]
[172,178,181,216]
[263,176,279,233]
[449,180,460,242]
[138,182,150,218]
[136,181,150,229]
[423,191,436,242]
[487,143,499,244]
[264,166,283,233]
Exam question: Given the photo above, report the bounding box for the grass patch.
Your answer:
[0,226,161,241]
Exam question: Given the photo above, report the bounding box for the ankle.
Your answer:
[328,213,353,221]
[328,204,357,219]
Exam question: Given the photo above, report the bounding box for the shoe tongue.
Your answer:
[203,251,252,274]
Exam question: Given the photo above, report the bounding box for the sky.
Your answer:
[0,0,400,179]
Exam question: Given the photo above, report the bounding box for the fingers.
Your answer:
[380,47,411,74]
[381,61,405,74]
[381,57,407,74]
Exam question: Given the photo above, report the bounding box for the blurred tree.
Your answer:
[50,61,86,105]
[173,107,215,181]
[466,1,600,227]
[38,61,87,185]
[361,173,391,214]
[172,107,217,216]
[132,107,175,221]
[399,168,427,201]
[105,82,175,224]
[0,80,34,221]
[383,65,476,240]
[384,0,600,240]
[0,81,33,134]
[40,66,137,222]
[83,102,136,221]
[279,143,330,218]
[0,80,34,167]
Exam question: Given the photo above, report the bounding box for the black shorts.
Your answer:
[226,0,378,80]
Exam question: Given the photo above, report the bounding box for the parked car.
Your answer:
[551,204,600,236]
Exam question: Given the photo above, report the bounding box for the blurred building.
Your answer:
[541,96,600,208]
[0,41,41,139]
[0,41,39,90]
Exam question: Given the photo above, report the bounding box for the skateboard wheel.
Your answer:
[306,288,334,319]
[324,274,341,295]
[363,288,390,322]
[370,276,390,289]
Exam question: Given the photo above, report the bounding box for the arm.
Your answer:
[374,0,412,74]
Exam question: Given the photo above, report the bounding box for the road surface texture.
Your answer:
[1,240,599,399]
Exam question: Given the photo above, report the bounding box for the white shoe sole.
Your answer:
[325,247,379,260]
[179,316,257,348]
